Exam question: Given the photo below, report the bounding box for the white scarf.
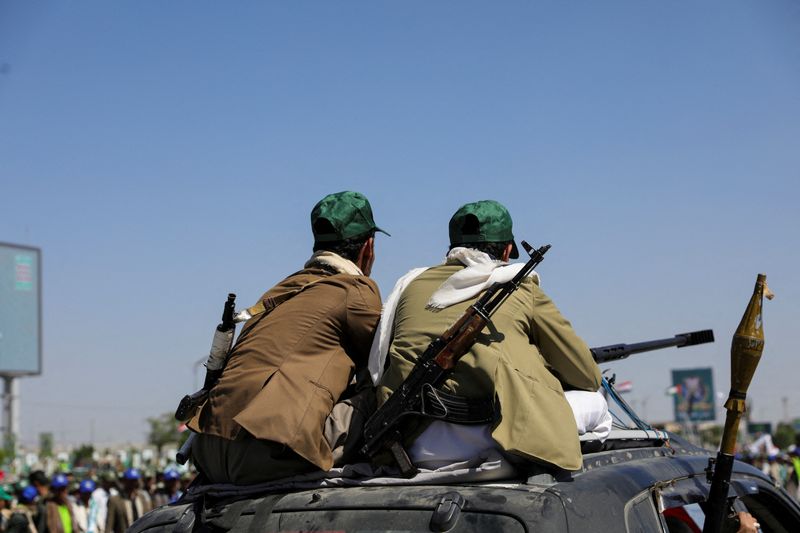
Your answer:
[426,247,539,309]
[368,267,429,383]
[304,250,363,276]
[368,247,539,383]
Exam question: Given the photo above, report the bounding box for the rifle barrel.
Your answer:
[591,329,714,364]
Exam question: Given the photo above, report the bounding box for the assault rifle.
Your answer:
[361,241,550,476]
[175,293,238,423]
[175,293,239,465]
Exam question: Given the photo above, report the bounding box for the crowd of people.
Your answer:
[739,444,800,502]
[0,468,192,533]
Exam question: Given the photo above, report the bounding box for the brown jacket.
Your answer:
[45,500,75,533]
[190,267,381,470]
[378,264,602,470]
[105,492,151,533]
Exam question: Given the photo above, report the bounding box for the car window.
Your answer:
[659,490,800,533]
[625,490,662,533]
[662,504,703,532]
[740,490,800,533]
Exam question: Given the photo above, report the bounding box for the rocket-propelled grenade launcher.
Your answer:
[175,293,237,423]
[703,274,774,533]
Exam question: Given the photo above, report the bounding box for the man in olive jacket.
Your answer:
[190,191,386,484]
[375,200,601,472]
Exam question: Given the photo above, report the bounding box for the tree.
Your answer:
[147,413,183,456]
[39,432,54,458]
[72,444,95,467]
[699,425,724,449]
[773,423,797,449]
[2,433,15,463]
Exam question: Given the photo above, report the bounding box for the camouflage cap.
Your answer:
[98,470,117,482]
[449,200,519,259]
[311,191,389,243]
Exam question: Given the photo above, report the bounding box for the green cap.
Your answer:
[311,191,389,243]
[449,200,519,259]
[0,487,12,501]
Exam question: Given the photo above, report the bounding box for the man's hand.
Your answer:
[736,511,760,533]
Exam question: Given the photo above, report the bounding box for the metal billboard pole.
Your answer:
[1,376,18,452]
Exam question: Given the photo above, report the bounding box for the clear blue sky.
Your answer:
[1,1,798,448]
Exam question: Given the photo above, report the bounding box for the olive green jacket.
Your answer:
[378,264,601,471]
[189,267,381,471]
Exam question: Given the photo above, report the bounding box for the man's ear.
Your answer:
[357,237,375,275]
[501,243,513,262]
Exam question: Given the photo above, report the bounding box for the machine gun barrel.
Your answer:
[591,329,715,364]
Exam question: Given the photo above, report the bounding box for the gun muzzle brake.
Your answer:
[677,329,715,347]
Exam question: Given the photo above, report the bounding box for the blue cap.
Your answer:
[163,469,180,481]
[21,486,38,503]
[79,479,96,493]
[51,474,69,489]
[122,468,141,480]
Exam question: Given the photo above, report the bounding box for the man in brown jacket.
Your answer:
[190,191,386,484]
[45,474,75,533]
[105,469,151,533]
[375,200,602,473]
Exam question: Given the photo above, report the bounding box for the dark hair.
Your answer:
[450,214,512,260]
[449,241,512,261]
[29,470,49,487]
[314,230,375,263]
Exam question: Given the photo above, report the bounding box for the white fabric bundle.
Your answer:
[408,390,612,468]
[564,390,613,441]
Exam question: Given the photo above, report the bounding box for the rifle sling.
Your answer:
[243,289,308,322]
[243,265,337,320]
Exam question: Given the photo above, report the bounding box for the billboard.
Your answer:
[747,422,773,435]
[0,242,41,375]
[672,367,715,422]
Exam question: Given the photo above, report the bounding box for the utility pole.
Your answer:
[782,396,789,423]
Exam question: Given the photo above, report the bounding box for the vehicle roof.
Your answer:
[131,431,780,533]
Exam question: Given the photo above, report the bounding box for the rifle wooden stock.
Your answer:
[433,313,488,370]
